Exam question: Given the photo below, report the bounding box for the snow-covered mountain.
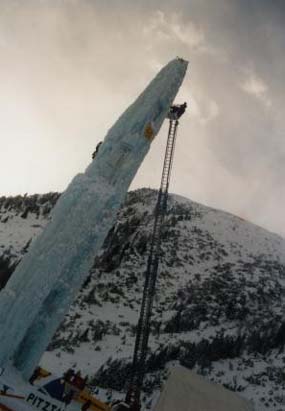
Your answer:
[0,189,285,410]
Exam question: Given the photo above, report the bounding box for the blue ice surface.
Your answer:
[0,58,188,377]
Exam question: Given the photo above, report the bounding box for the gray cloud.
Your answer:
[0,0,284,235]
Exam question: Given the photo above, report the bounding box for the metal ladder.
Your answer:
[125,118,180,411]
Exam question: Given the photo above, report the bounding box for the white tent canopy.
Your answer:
[154,366,254,411]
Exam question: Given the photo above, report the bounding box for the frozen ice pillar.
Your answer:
[0,58,188,377]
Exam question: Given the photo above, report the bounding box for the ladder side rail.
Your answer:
[157,121,176,192]
[132,194,171,399]
[164,120,179,194]
[129,125,176,402]
[127,258,152,393]
[126,110,184,410]
[126,190,165,400]
[133,254,160,395]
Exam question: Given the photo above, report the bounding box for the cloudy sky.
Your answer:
[1,0,285,236]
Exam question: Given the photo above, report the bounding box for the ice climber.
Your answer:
[168,102,187,119]
[29,366,41,385]
[92,141,102,159]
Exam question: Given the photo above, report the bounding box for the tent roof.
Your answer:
[154,366,253,411]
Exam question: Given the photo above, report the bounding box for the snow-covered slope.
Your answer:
[1,189,285,411]
[0,193,59,288]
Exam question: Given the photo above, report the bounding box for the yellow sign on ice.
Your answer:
[144,123,155,140]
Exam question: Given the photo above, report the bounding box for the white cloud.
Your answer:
[143,10,205,50]
[184,94,219,125]
[241,71,272,108]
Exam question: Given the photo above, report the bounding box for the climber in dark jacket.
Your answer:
[168,102,187,119]
[177,102,187,117]
[92,141,102,160]
[29,366,41,385]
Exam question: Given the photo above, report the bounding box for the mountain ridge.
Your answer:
[0,189,285,410]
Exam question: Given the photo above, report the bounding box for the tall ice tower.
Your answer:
[0,58,188,377]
